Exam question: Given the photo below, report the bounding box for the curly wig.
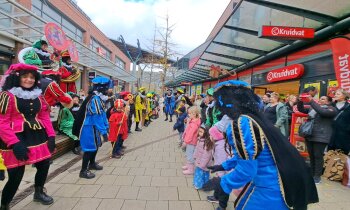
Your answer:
[2,70,40,91]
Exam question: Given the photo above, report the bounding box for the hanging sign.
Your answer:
[259,26,315,39]
[181,82,193,86]
[330,37,350,92]
[289,112,309,157]
[44,22,68,51]
[266,64,304,83]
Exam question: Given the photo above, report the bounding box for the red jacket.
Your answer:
[58,66,77,93]
[108,109,128,142]
[183,118,201,145]
[41,78,72,106]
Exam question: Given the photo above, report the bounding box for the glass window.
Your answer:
[62,18,76,34]
[31,0,42,10]
[31,6,42,16]
[43,4,61,23]
[115,56,126,70]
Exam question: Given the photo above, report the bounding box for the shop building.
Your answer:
[169,0,350,100]
[0,0,136,92]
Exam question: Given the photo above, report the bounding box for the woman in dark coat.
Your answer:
[329,89,350,155]
[305,96,337,184]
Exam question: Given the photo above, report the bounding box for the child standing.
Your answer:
[182,106,201,175]
[173,106,187,147]
[193,125,214,189]
[108,99,128,159]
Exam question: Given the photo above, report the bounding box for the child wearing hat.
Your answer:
[173,106,188,147]
[108,99,128,159]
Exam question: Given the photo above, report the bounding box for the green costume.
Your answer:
[57,108,78,141]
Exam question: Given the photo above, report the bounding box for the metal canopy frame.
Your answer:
[167,0,350,87]
[0,0,136,82]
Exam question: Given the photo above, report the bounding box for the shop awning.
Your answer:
[169,0,350,87]
[0,0,136,82]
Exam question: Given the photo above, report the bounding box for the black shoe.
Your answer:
[33,186,54,205]
[207,195,219,204]
[88,163,103,170]
[216,207,226,210]
[164,118,168,121]
[72,147,80,155]
[79,170,95,179]
[111,154,121,159]
[0,204,10,210]
[135,128,142,132]
[169,118,173,122]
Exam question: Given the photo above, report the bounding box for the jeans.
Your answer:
[306,140,327,178]
[186,144,196,164]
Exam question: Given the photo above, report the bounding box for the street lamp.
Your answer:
[119,35,142,93]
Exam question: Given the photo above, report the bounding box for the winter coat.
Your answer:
[108,109,128,142]
[193,138,213,170]
[329,102,350,154]
[205,101,222,128]
[213,140,228,165]
[173,112,188,133]
[306,100,337,144]
[200,101,207,124]
[183,118,201,145]
[265,102,289,136]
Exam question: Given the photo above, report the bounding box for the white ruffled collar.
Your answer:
[63,62,72,69]
[34,48,50,57]
[8,87,42,99]
[93,91,108,101]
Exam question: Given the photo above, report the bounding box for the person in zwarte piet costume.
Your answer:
[73,76,109,179]
[58,50,78,93]
[0,64,56,209]
[23,37,53,69]
[202,80,319,210]
[134,87,146,131]
[164,89,175,122]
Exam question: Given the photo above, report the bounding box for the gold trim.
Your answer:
[234,182,252,208]
[93,98,101,115]
[0,92,9,114]
[242,186,256,209]
[231,121,243,159]
[237,117,249,159]
[48,83,60,97]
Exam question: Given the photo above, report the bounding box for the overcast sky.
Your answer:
[76,0,230,57]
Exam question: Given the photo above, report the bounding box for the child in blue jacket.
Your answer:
[173,106,187,146]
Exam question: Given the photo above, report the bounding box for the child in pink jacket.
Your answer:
[182,106,201,175]
[209,125,229,177]
[193,125,214,189]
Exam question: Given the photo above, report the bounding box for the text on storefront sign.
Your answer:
[267,64,304,83]
[259,26,315,39]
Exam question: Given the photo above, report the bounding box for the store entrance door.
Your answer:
[300,75,336,99]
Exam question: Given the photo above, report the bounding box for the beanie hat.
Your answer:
[209,126,224,141]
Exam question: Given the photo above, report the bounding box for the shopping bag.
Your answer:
[342,157,350,187]
[323,150,348,181]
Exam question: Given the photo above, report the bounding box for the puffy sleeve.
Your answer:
[0,92,20,146]
[47,82,72,104]
[220,115,265,194]
[87,96,108,135]
[58,66,72,79]
[37,97,55,137]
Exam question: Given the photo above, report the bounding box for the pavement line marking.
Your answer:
[8,133,177,207]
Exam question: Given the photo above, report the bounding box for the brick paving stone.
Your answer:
[116,186,140,200]
[168,177,188,187]
[21,201,50,210]
[149,156,163,162]
[126,160,142,167]
[75,184,101,197]
[58,173,80,184]
[136,156,149,161]
[158,187,178,201]
[169,201,191,210]
[161,168,177,177]
[76,174,100,185]
[49,171,69,183]
[144,168,161,176]
[132,176,152,186]
[137,186,159,200]
[53,184,82,197]
[46,197,80,210]
[95,166,114,175]
[151,176,169,187]
[94,185,120,199]
[169,162,183,169]
[122,155,137,161]
[140,161,155,168]
[178,187,201,201]
[145,201,169,210]
[111,167,130,175]
[72,198,102,210]
[121,200,146,210]
[95,174,118,185]
[97,199,124,210]
[198,190,213,201]
[109,160,127,167]
[44,183,63,195]
[154,162,170,169]
[128,167,146,176]
[191,201,215,210]
[12,195,32,210]
[114,175,135,186]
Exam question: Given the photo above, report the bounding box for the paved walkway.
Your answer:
[2,117,350,209]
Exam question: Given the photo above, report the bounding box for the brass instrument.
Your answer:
[61,66,81,82]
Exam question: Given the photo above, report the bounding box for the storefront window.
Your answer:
[115,56,125,70]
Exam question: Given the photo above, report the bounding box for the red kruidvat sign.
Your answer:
[266,64,304,83]
[181,82,193,86]
[259,26,315,39]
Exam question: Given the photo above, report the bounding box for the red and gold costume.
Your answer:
[58,50,77,93]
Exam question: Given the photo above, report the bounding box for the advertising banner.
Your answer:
[259,26,315,39]
[330,37,350,92]
[196,84,202,95]
[289,112,309,157]
[266,64,304,83]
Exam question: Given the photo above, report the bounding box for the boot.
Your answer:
[79,170,95,179]
[33,186,54,205]
[135,123,142,132]
[88,163,103,170]
[182,163,194,175]
[169,116,173,122]
[0,204,10,210]
[144,120,149,127]
[164,115,168,121]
